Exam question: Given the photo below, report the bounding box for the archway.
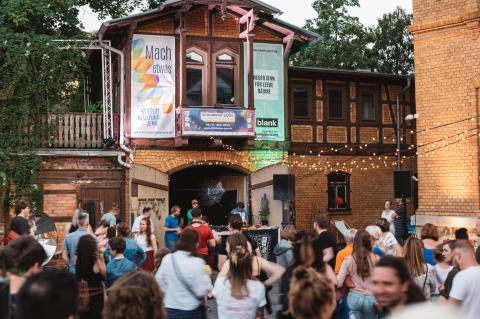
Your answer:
[169,164,248,225]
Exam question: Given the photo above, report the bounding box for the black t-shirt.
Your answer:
[312,231,337,269]
[218,231,259,255]
[10,216,29,236]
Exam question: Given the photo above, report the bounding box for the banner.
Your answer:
[244,43,285,141]
[180,108,254,136]
[131,34,175,138]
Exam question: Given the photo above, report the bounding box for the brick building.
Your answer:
[410,0,480,235]
[1,0,416,245]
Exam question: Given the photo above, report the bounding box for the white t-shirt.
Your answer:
[381,209,396,235]
[449,266,480,319]
[378,232,398,256]
[212,277,266,319]
[131,214,155,233]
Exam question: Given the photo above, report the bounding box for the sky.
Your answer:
[80,0,413,32]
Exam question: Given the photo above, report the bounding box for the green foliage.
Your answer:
[143,0,168,11]
[292,1,413,74]
[258,194,270,221]
[292,0,374,69]
[368,7,413,75]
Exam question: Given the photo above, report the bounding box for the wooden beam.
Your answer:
[131,178,169,191]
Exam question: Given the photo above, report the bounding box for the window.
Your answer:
[292,85,311,117]
[327,172,350,212]
[361,89,377,122]
[214,49,239,106]
[186,48,206,106]
[327,87,345,120]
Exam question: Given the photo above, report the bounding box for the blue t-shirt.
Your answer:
[104,237,146,267]
[373,246,385,257]
[164,215,179,241]
[106,257,135,287]
[423,247,437,265]
[63,229,91,273]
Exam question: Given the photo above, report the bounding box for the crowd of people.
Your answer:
[1,199,480,319]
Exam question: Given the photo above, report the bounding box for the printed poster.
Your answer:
[244,43,285,141]
[131,34,175,138]
[180,108,254,136]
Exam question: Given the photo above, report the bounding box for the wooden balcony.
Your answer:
[38,113,119,149]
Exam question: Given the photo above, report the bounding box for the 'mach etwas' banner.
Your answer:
[131,34,175,138]
[244,43,285,141]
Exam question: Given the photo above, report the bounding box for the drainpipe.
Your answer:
[98,31,133,168]
[396,76,411,170]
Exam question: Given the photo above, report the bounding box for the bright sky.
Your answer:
[80,0,413,33]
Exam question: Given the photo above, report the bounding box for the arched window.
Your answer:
[213,49,239,106]
[186,47,207,106]
[327,172,350,212]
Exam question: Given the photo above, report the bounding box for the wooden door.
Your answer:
[80,187,122,229]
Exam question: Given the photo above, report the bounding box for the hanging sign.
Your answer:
[180,107,255,136]
[244,43,285,141]
[131,34,176,138]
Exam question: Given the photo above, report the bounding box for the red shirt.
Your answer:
[186,223,214,256]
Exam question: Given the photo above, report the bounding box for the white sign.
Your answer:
[131,34,175,138]
[253,69,279,101]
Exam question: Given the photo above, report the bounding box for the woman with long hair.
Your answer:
[439,240,459,300]
[103,271,164,319]
[134,217,158,272]
[336,230,379,319]
[403,237,437,300]
[213,236,266,318]
[288,267,336,319]
[278,231,336,319]
[75,235,106,319]
[156,229,212,319]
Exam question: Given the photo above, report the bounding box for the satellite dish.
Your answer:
[33,212,59,266]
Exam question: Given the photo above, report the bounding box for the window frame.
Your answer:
[185,47,208,106]
[326,84,347,122]
[213,48,240,107]
[290,83,313,119]
[359,86,379,123]
[327,172,351,213]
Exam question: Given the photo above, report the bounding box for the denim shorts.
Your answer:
[166,307,205,319]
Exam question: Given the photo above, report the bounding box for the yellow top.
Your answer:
[335,243,353,274]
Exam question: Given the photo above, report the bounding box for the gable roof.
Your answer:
[98,0,320,52]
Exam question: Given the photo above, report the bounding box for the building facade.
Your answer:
[410,0,480,235]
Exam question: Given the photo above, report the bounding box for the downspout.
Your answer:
[98,30,133,168]
[396,76,412,170]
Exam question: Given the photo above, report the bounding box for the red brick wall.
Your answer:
[411,1,480,217]
[291,155,416,231]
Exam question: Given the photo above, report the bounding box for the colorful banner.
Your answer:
[180,108,255,136]
[244,43,285,141]
[131,34,175,138]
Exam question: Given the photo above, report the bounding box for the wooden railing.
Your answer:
[40,113,104,148]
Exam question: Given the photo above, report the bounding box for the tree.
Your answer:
[0,0,136,210]
[143,0,168,11]
[369,7,413,75]
[291,0,374,69]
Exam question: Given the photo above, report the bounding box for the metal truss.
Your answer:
[53,39,114,141]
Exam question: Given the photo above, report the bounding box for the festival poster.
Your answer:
[131,34,175,138]
[180,108,254,136]
[244,43,285,141]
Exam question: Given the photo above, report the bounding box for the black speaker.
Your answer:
[394,170,412,198]
[273,174,295,201]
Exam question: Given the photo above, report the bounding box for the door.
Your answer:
[80,187,122,229]
[130,164,169,247]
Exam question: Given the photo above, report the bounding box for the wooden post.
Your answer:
[247,34,254,110]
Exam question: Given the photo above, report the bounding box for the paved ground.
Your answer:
[207,273,281,319]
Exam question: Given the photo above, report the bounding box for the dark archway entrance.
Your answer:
[169,165,248,225]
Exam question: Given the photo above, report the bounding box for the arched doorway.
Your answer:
[169,164,249,225]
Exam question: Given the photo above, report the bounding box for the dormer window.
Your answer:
[186,48,207,106]
[214,49,239,106]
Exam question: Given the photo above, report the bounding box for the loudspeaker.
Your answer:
[394,170,412,198]
[273,174,295,201]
